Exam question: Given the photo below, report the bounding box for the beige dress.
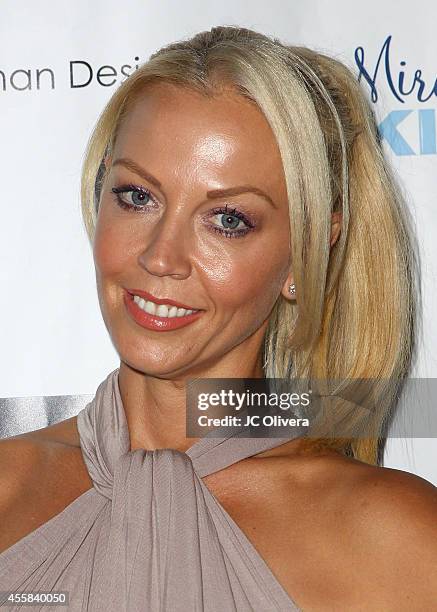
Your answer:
[0,369,303,611]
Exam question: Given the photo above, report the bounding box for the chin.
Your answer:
[115,337,192,378]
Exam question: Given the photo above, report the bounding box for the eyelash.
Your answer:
[111,184,256,239]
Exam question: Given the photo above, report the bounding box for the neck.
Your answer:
[117,352,265,453]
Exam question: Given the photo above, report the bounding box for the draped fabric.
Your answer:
[0,368,303,611]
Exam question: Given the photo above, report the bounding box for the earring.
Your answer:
[289,283,296,295]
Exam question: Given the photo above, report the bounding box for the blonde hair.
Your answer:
[81,26,421,465]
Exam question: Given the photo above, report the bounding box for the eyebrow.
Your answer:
[112,157,278,209]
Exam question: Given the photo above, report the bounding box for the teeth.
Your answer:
[133,295,197,318]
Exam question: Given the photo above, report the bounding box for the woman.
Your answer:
[0,25,436,611]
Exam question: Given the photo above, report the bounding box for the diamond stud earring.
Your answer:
[289,283,296,295]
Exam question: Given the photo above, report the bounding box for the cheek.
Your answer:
[93,211,133,279]
[197,235,289,314]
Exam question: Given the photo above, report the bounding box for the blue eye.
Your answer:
[111,185,157,211]
[209,205,254,238]
[219,213,240,229]
[110,185,256,239]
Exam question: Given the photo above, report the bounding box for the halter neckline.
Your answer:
[77,368,306,498]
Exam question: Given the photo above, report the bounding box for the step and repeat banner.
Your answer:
[1,1,436,482]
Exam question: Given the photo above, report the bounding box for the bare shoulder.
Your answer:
[0,419,91,554]
[214,450,437,611]
[281,453,437,610]
[8,414,82,447]
[344,459,437,597]
[0,416,87,494]
[0,415,85,509]
[348,458,437,530]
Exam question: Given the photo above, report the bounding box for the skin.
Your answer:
[1,81,436,610]
[94,81,341,453]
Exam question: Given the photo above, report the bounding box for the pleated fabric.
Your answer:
[0,369,303,611]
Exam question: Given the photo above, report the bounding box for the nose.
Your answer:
[137,210,192,279]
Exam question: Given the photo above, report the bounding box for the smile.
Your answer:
[123,289,204,331]
[133,294,198,318]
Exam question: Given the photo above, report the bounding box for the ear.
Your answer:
[280,272,296,301]
[280,211,343,301]
[330,211,342,247]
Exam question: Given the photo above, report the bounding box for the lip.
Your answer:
[126,288,201,311]
[123,289,204,332]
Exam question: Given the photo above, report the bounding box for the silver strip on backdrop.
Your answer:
[0,395,93,439]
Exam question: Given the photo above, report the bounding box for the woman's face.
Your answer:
[94,82,292,378]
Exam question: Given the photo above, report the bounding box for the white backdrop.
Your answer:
[1,0,436,483]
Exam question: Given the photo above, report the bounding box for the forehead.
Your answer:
[113,82,285,188]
